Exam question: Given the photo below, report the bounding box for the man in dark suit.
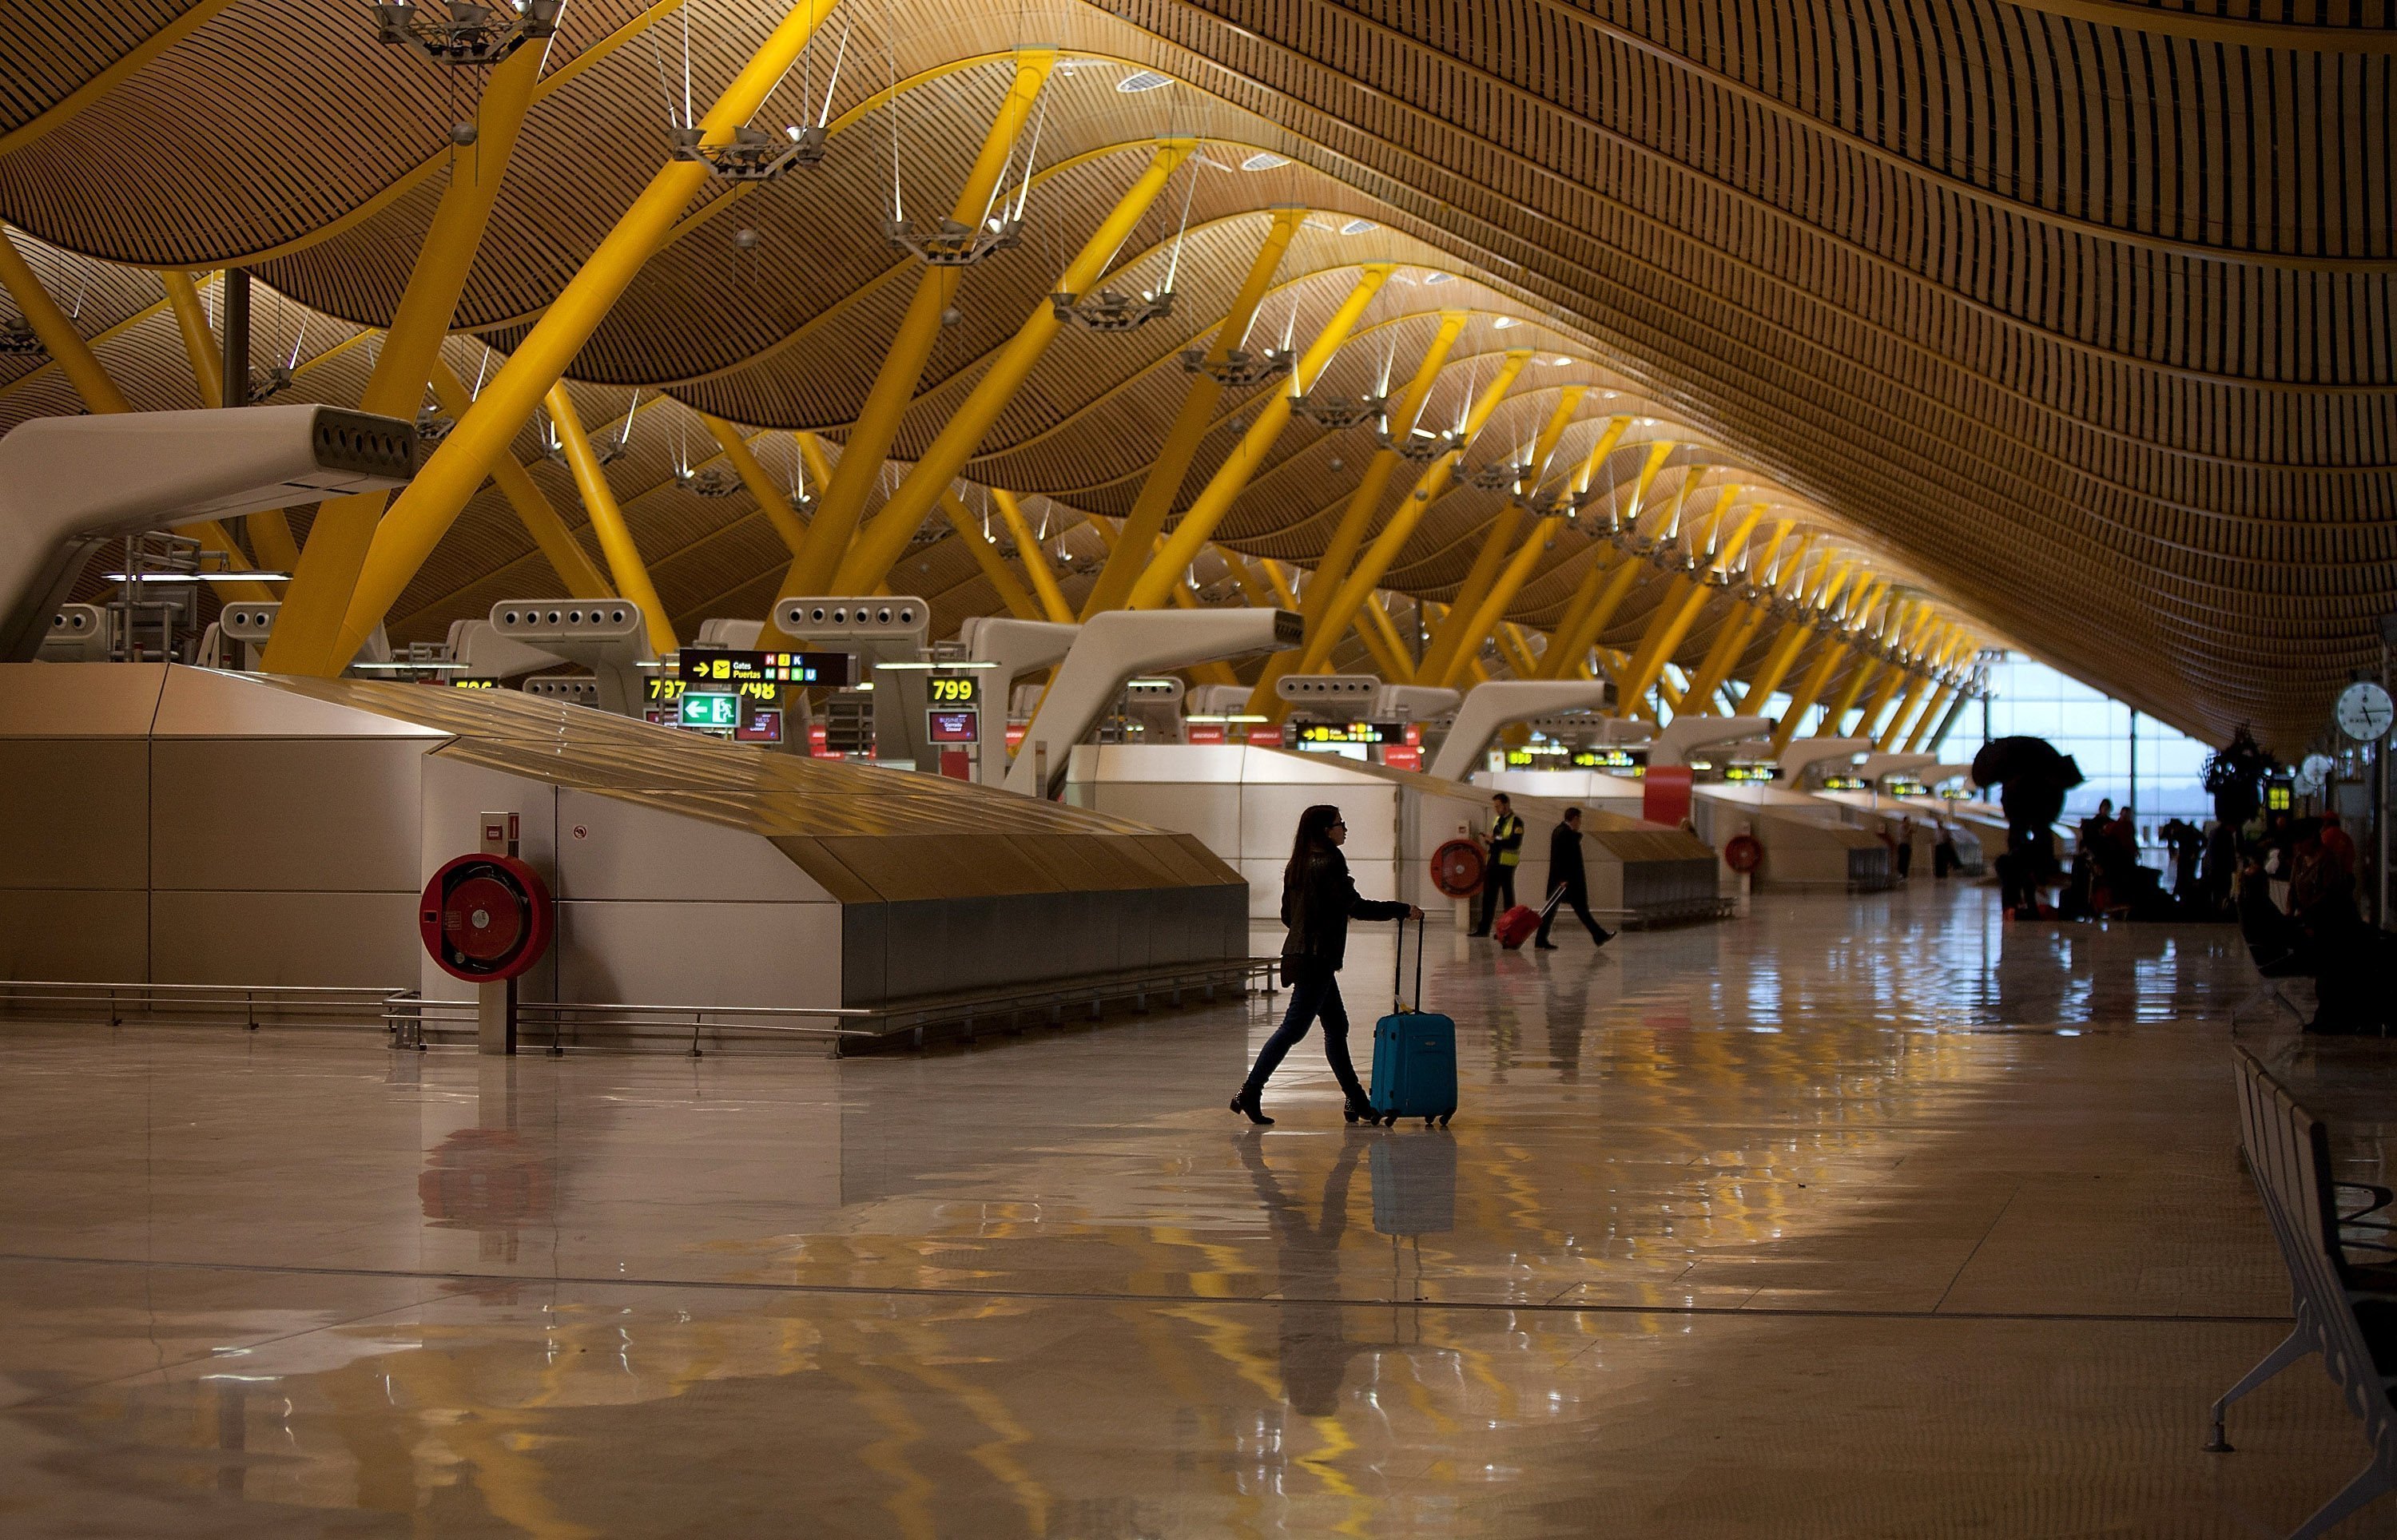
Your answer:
[1535,807,1616,950]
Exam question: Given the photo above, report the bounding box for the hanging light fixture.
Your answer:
[669,19,845,181]
[1055,145,1195,331]
[1467,451,1531,493]
[672,122,827,180]
[888,62,1042,266]
[1383,424,1461,462]
[1291,390,1389,430]
[372,0,562,66]
[1051,287,1175,331]
[1181,344,1291,386]
[675,463,742,497]
[0,316,42,358]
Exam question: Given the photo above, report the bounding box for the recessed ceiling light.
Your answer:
[1117,69,1171,93]
[1241,151,1289,171]
[1552,356,1572,365]
[1422,272,1453,285]
[1302,216,1338,231]
[1493,316,1520,329]
[1340,218,1377,235]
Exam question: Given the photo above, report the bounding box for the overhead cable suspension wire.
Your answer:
[884,0,903,223]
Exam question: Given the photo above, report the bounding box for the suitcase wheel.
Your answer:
[1423,1117,1435,1128]
[1438,1112,1453,1128]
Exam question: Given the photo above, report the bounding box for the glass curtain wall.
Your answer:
[1974,653,2213,849]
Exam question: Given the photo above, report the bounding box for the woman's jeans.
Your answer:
[1242,961,1366,1106]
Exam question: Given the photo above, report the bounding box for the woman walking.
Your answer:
[1231,804,1423,1126]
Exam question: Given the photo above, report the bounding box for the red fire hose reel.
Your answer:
[1429,838,1485,899]
[419,854,554,982]
[1723,834,1763,875]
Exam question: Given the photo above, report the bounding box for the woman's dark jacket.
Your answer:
[1280,847,1410,972]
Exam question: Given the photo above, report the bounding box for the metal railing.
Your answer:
[4,957,1279,1058]
[0,979,403,1029]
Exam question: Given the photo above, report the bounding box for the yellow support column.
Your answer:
[1124,264,1393,609]
[1846,606,1930,739]
[1358,592,1415,682]
[1534,434,1670,677]
[1616,579,1709,718]
[268,40,548,673]
[332,0,846,669]
[991,490,1074,625]
[1238,310,1465,709]
[1414,382,1584,685]
[937,491,1042,621]
[787,50,1058,595]
[1427,519,1555,689]
[700,414,809,558]
[1298,348,1532,675]
[829,140,1195,600]
[1310,315,1469,609]
[1215,547,1273,609]
[1496,623,1542,680]
[1820,598,1908,738]
[1870,622,1952,748]
[1768,644,1853,756]
[1541,551,1647,681]
[159,269,300,573]
[427,359,614,600]
[1081,207,1305,617]
[544,386,678,657]
[1680,526,1795,712]
[0,228,129,413]
[1735,557,1850,712]
[0,228,265,593]
[1597,490,1751,715]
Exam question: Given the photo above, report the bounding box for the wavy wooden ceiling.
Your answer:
[1,0,2389,747]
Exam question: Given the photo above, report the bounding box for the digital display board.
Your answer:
[1885,777,1926,797]
[1821,774,1869,792]
[926,708,980,744]
[679,692,741,729]
[1296,720,1404,746]
[448,677,502,690]
[671,648,854,687]
[1571,748,1647,771]
[926,676,980,706]
[733,708,783,744]
[1722,764,1779,783]
[647,677,780,705]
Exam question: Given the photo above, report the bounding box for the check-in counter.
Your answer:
[1691,781,1894,892]
[1813,788,1986,875]
[1065,743,1722,926]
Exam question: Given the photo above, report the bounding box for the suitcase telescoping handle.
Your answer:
[1393,912,1424,1014]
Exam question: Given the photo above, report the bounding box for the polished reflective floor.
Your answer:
[3,883,2391,1537]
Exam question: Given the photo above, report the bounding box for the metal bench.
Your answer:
[2212,1046,2397,1538]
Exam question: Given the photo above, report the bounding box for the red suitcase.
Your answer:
[1492,888,1562,950]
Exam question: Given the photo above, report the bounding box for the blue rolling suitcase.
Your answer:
[1370,915,1457,1128]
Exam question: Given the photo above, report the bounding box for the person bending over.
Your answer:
[1232,804,1422,1126]
[1467,792,1524,937]
[1535,807,1616,951]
